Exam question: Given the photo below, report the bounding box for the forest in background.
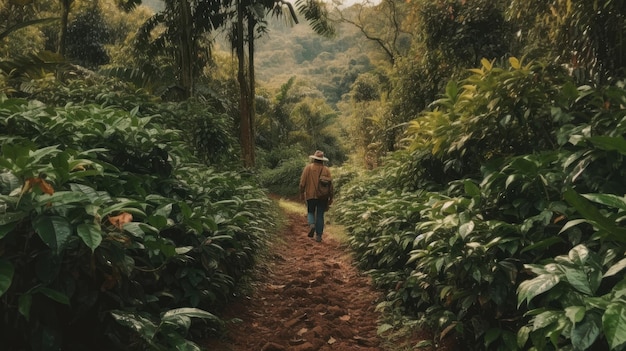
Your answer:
[1,0,626,350]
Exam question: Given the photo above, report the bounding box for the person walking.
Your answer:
[299,150,333,242]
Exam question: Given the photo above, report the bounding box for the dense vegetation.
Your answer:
[335,59,626,350]
[0,80,275,350]
[1,0,626,350]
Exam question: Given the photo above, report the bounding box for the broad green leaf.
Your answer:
[502,330,517,350]
[77,223,102,252]
[484,328,500,347]
[521,237,564,253]
[532,310,561,330]
[571,313,601,350]
[561,81,580,100]
[122,222,157,238]
[463,180,481,197]
[588,136,626,155]
[564,306,585,323]
[440,200,457,214]
[27,145,60,165]
[178,201,192,219]
[0,211,28,226]
[445,81,458,99]
[173,340,202,351]
[605,258,626,278]
[36,191,89,206]
[505,174,518,189]
[18,293,32,320]
[517,325,530,348]
[378,323,393,334]
[110,310,158,340]
[162,308,219,322]
[36,287,69,305]
[100,201,146,218]
[147,215,168,229]
[175,246,193,255]
[33,216,72,254]
[581,193,626,211]
[458,221,475,239]
[69,183,102,203]
[510,157,537,174]
[0,259,14,297]
[154,203,173,218]
[518,274,560,307]
[563,189,626,240]
[559,219,587,234]
[163,315,191,330]
[568,245,590,265]
[604,302,626,349]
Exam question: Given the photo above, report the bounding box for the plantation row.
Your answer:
[0,94,275,350]
[333,59,626,351]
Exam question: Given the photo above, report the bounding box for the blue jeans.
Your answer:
[306,199,327,236]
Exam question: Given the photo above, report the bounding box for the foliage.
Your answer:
[66,6,112,69]
[400,58,572,190]
[517,243,626,351]
[256,77,347,193]
[0,96,274,350]
[508,0,626,84]
[336,0,413,64]
[257,154,306,197]
[334,55,626,350]
[155,99,238,167]
[418,0,512,69]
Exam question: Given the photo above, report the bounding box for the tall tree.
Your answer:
[336,0,412,65]
[65,4,111,68]
[135,0,227,98]
[57,0,72,56]
[232,0,334,167]
[510,0,626,83]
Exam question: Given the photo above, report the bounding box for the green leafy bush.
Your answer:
[0,96,274,350]
[335,58,626,350]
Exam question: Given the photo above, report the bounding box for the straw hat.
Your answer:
[309,150,329,162]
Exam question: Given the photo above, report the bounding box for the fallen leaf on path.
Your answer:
[327,337,336,345]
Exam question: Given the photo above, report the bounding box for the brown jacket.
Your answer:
[299,162,332,200]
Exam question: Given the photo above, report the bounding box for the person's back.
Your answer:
[299,150,333,242]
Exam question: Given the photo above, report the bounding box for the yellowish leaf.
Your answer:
[481,58,493,71]
[25,177,54,195]
[108,212,133,230]
[509,57,521,69]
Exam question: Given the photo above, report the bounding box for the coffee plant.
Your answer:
[333,59,626,350]
[0,95,274,350]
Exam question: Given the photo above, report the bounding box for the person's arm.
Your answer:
[326,166,334,204]
[299,165,309,200]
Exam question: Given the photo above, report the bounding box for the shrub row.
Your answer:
[334,59,626,350]
[0,96,274,350]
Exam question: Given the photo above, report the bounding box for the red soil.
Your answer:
[203,205,455,351]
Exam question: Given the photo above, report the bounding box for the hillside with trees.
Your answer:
[1,0,626,350]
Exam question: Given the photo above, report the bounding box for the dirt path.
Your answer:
[204,206,386,351]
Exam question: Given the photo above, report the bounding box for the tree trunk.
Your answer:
[58,0,72,56]
[178,0,194,98]
[247,16,256,166]
[236,0,254,167]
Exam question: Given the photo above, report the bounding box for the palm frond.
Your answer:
[0,18,59,41]
[295,0,335,37]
